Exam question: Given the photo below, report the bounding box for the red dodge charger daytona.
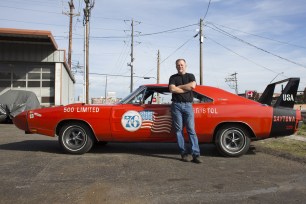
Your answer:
[13,78,303,157]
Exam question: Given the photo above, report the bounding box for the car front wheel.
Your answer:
[59,122,94,154]
[215,124,251,157]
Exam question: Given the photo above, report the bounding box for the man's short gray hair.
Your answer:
[175,59,186,65]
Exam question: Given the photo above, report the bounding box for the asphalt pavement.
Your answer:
[1,124,306,203]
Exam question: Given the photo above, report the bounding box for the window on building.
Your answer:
[1,63,56,104]
[28,73,41,79]
[42,65,54,89]
[0,81,11,87]
[13,81,26,88]
[28,81,41,87]
[42,73,53,80]
[42,81,54,87]
[0,71,11,79]
[13,70,26,80]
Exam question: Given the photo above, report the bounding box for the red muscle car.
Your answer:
[13,78,303,157]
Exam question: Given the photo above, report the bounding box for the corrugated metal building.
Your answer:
[0,28,75,106]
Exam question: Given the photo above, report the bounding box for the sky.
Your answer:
[1,0,306,100]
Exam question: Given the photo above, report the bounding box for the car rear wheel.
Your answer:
[59,122,94,154]
[215,124,251,157]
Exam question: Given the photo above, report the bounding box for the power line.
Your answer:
[203,0,211,19]
[0,5,61,14]
[207,24,306,70]
[206,36,281,74]
[0,18,66,27]
[86,23,198,39]
[135,35,195,83]
[115,39,131,75]
[207,22,306,50]
[92,16,125,21]
[137,23,197,37]
[7,0,57,6]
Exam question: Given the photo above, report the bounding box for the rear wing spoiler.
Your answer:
[258,78,300,108]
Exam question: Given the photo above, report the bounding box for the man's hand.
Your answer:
[178,81,196,91]
[169,84,186,93]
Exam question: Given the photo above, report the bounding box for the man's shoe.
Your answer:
[181,154,189,162]
[192,156,202,164]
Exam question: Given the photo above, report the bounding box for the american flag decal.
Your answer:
[139,111,172,133]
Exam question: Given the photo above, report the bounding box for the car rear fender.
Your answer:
[55,119,98,142]
[212,122,256,142]
[270,107,301,137]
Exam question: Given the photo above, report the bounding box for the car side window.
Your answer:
[136,87,172,105]
[144,91,172,104]
[193,91,213,103]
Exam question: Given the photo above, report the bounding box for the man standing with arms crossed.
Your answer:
[169,59,201,163]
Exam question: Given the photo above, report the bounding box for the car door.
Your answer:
[111,86,175,142]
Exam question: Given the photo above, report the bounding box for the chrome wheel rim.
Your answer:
[221,128,246,154]
[63,126,87,151]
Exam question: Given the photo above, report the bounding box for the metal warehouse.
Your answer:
[0,28,75,106]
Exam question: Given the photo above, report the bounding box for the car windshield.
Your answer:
[118,86,146,104]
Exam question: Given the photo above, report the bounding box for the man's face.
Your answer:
[176,60,186,75]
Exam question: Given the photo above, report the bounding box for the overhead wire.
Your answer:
[207,24,306,70]
[6,0,57,6]
[0,18,66,27]
[116,39,131,74]
[206,36,285,75]
[136,23,198,37]
[0,5,61,14]
[206,21,306,50]
[134,35,196,83]
[203,0,212,19]
[87,23,198,39]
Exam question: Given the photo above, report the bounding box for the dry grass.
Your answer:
[257,137,306,158]
[297,123,306,137]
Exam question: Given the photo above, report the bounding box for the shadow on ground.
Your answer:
[0,139,258,159]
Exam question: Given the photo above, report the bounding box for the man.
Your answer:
[168,59,201,163]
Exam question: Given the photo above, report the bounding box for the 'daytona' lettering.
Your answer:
[273,115,295,122]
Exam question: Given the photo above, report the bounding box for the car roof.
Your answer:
[142,84,260,105]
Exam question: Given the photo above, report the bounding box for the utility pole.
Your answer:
[157,50,160,84]
[126,19,140,93]
[83,0,94,104]
[104,75,107,100]
[127,19,134,93]
[199,18,204,85]
[225,72,238,94]
[63,0,79,69]
[157,50,160,104]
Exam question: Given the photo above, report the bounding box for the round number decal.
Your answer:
[121,111,142,132]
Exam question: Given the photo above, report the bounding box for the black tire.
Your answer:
[96,141,108,146]
[59,122,94,154]
[215,124,251,157]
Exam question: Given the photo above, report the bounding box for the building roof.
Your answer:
[0,28,75,83]
[0,28,58,49]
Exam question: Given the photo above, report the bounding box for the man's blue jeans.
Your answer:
[171,102,200,157]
